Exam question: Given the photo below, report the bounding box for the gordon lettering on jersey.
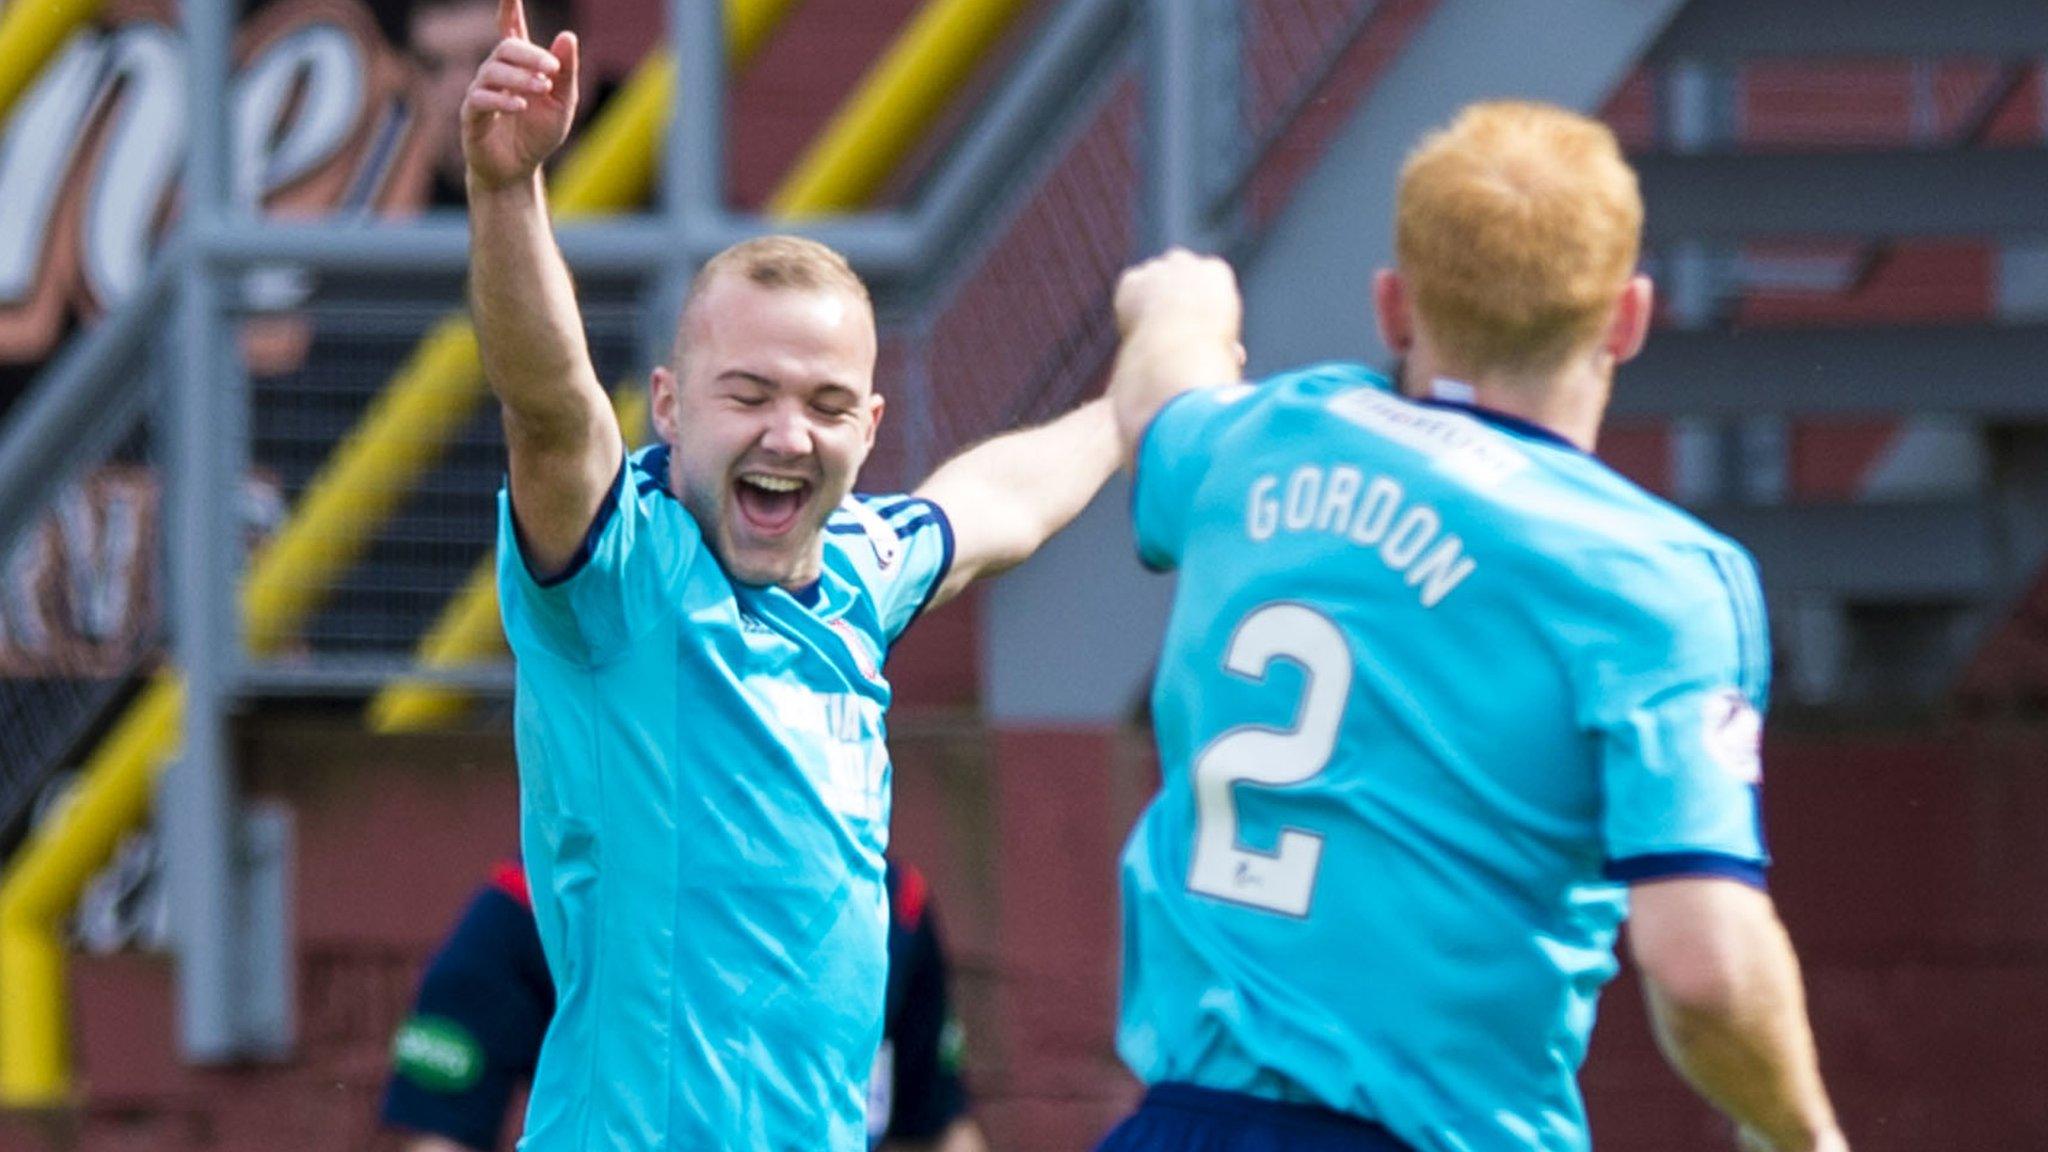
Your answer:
[1246,465,1477,608]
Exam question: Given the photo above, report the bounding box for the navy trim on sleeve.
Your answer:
[508,458,628,590]
[1604,852,1768,890]
[888,512,940,536]
[825,512,941,537]
[630,444,673,498]
[904,500,956,632]
[863,494,917,520]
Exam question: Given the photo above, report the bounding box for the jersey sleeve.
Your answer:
[1587,545,1773,888]
[496,447,698,666]
[829,494,954,648]
[1131,384,1256,572]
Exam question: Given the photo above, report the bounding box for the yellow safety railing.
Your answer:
[371,0,1035,730]
[0,0,100,127]
[772,0,1033,216]
[0,674,179,1106]
[0,0,801,1107]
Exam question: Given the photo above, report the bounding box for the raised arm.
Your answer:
[465,0,618,577]
[1106,248,1244,459]
[1629,879,1848,1152]
[913,397,1120,610]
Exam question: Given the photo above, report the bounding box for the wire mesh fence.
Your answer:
[244,273,648,658]
[0,407,158,851]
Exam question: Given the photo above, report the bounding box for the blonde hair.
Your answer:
[1395,101,1642,373]
[674,235,872,367]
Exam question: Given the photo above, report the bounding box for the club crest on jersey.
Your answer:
[828,617,883,683]
[1701,688,1763,783]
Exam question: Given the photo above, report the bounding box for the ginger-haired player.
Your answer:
[1098,101,1846,1152]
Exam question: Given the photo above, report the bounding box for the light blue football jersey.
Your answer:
[1120,363,1771,1152]
[497,443,953,1151]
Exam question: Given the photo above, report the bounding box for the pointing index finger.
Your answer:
[498,0,529,42]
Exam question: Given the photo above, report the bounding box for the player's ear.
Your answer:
[651,365,680,443]
[861,392,885,451]
[1372,269,1414,358]
[1604,274,1654,365]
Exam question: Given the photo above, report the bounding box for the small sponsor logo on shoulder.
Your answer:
[1328,390,1531,488]
[1702,688,1763,783]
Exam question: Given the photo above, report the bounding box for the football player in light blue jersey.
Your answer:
[461,4,1121,1147]
[1097,103,1846,1152]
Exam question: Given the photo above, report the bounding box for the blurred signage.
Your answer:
[0,0,444,368]
[0,466,284,678]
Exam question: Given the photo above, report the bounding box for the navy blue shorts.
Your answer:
[1096,1084,1415,1152]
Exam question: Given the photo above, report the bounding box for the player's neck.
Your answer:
[1401,355,1606,453]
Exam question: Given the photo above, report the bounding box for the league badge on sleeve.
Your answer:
[1701,688,1763,783]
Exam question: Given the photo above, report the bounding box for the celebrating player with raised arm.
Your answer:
[1098,103,1846,1152]
[461,2,1119,1148]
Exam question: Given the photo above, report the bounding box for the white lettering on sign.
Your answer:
[0,0,440,366]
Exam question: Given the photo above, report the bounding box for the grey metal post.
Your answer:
[667,0,726,229]
[1143,0,1206,252]
[1146,0,1204,252]
[163,0,245,1063]
[655,0,727,369]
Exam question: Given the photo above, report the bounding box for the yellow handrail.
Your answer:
[0,0,100,128]
[370,0,1037,730]
[0,0,800,1107]
[0,673,180,1105]
[771,0,1033,217]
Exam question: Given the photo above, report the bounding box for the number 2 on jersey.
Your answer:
[1187,603,1350,917]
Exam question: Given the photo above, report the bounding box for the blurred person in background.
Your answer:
[461,0,1118,1145]
[379,857,990,1152]
[1098,101,1845,1152]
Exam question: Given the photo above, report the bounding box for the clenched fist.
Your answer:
[1113,248,1243,350]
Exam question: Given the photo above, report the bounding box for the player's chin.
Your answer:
[720,526,822,588]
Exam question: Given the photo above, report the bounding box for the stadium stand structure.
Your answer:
[3,1,2048,1149]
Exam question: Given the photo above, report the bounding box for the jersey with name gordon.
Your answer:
[1121,363,1770,1152]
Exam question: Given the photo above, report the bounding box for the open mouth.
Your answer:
[732,472,813,537]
